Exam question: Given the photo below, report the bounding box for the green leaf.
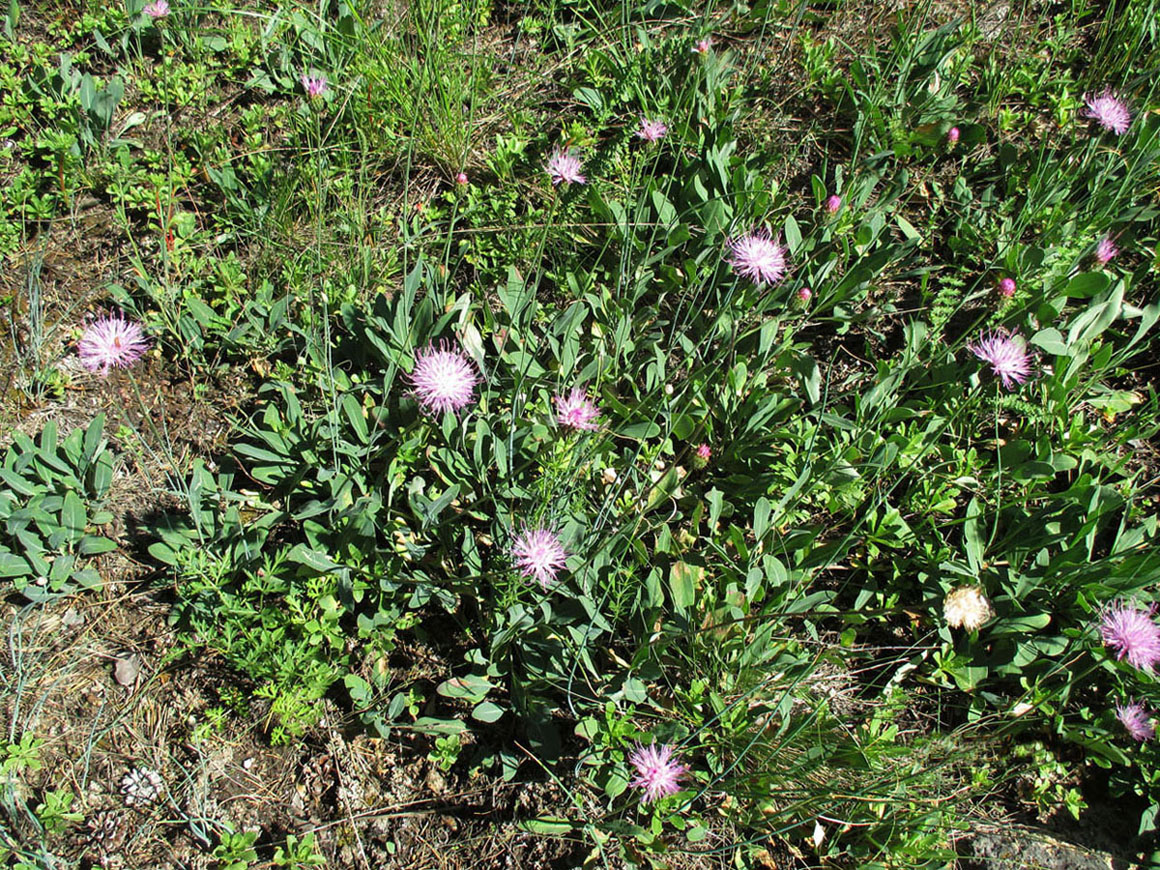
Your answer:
[520,818,573,836]
[0,552,29,578]
[669,561,701,612]
[60,491,85,542]
[287,544,341,573]
[471,701,504,723]
[792,354,822,405]
[436,674,494,703]
[78,535,116,556]
[963,497,982,577]
[784,214,801,255]
[341,394,368,443]
[1062,272,1110,299]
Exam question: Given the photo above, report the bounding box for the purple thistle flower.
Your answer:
[143,0,169,18]
[1084,90,1131,135]
[511,527,568,589]
[825,194,842,214]
[636,118,668,143]
[546,148,586,186]
[1095,235,1118,265]
[1100,601,1160,671]
[1116,700,1155,742]
[727,229,787,287]
[998,277,1017,298]
[78,313,149,375]
[947,126,960,144]
[408,339,480,415]
[554,387,600,431]
[968,329,1033,390]
[628,742,688,804]
[301,73,328,98]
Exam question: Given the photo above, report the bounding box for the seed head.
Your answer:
[554,387,600,431]
[511,527,568,589]
[1116,700,1155,742]
[968,328,1033,390]
[1084,90,1131,135]
[1100,601,1160,671]
[546,148,586,186]
[628,742,688,804]
[78,313,149,375]
[727,229,787,287]
[943,586,994,632]
[408,339,480,415]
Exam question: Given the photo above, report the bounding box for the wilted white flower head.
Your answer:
[943,585,994,631]
[121,767,165,807]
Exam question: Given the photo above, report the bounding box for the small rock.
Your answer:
[113,654,140,687]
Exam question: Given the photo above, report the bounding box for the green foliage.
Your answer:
[0,416,116,601]
[212,829,259,870]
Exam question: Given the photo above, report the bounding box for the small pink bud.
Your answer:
[797,286,812,302]
[998,277,1016,298]
[455,172,468,185]
[947,126,960,144]
[692,443,712,469]
[693,38,711,54]
[825,195,841,214]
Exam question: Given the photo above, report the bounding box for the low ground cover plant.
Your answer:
[2,0,1160,867]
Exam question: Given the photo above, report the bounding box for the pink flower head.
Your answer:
[693,38,711,54]
[512,527,568,589]
[636,118,668,143]
[301,73,328,98]
[546,148,585,186]
[825,195,842,214]
[408,339,480,415]
[727,229,787,286]
[1084,90,1131,135]
[696,444,712,461]
[78,313,149,375]
[1095,235,1118,265]
[143,0,169,17]
[797,286,812,303]
[1100,601,1160,671]
[554,387,600,431]
[998,277,1017,298]
[1116,700,1155,742]
[455,172,468,185]
[947,126,960,144]
[628,742,688,804]
[967,328,1032,390]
